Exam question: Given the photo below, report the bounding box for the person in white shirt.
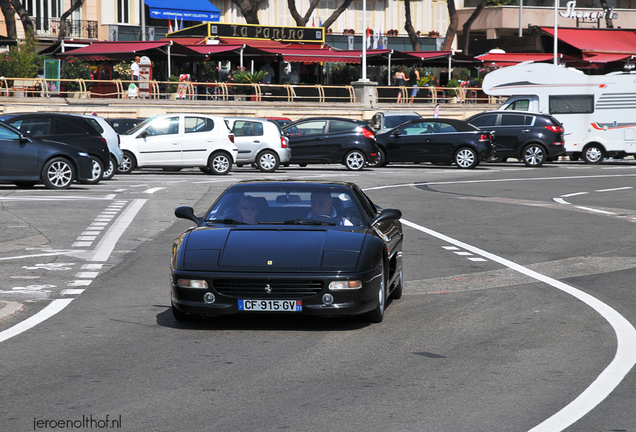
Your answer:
[131,56,141,81]
[307,192,353,226]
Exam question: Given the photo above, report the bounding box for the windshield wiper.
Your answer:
[205,218,248,225]
[283,218,337,226]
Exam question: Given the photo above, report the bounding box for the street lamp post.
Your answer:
[554,0,558,65]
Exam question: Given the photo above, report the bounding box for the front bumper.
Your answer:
[170,268,382,318]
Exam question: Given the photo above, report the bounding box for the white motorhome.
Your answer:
[481,62,636,163]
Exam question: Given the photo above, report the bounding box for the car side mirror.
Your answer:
[175,206,202,225]
[371,208,402,225]
[392,130,401,137]
[139,130,149,139]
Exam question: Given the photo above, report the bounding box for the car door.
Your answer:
[470,113,509,155]
[135,115,181,165]
[385,121,434,162]
[181,116,218,165]
[286,120,329,163]
[231,119,264,163]
[498,113,533,156]
[325,120,360,162]
[424,121,463,161]
[0,123,38,180]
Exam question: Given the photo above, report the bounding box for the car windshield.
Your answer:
[205,184,367,227]
[384,115,420,129]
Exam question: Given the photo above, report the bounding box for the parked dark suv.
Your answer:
[0,113,110,183]
[467,111,565,167]
[281,117,378,170]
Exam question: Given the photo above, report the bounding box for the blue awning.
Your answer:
[145,0,220,22]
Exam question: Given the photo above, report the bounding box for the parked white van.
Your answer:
[481,62,636,163]
[118,114,238,175]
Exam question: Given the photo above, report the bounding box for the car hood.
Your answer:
[182,227,367,272]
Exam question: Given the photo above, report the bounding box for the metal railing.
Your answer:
[30,17,98,39]
[0,77,495,104]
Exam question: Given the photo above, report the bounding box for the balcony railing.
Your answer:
[30,17,98,39]
[0,77,495,104]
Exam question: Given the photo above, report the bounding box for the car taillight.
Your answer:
[359,127,375,140]
[228,134,235,143]
[545,125,564,133]
[280,136,288,148]
[479,133,491,142]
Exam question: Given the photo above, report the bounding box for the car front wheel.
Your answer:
[344,150,366,170]
[367,148,386,168]
[208,152,232,175]
[117,151,137,174]
[521,144,546,167]
[42,157,75,189]
[363,263,386,323]
[256,150,279,172]
[79,156,103,184]
[582,144,604,164]
[454,147,478,169]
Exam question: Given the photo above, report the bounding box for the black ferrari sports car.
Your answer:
[170,180,404,323]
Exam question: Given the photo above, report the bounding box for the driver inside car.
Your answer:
[308,192,353,226]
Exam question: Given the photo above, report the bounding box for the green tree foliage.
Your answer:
[61,56,92,91]
[0,32,41,79]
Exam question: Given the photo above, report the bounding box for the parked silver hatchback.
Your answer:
[224,117,291,172]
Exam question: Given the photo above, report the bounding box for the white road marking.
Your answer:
[0,299,73,343]
[0,251,78,261]
[143,187,165,194]
[88,199,147,262]
[574,206,616,215]
[62,289,85,295]
[553,198,569,205]
[401,219,636,432]
[561,192,589,198]
[595,186,633,192]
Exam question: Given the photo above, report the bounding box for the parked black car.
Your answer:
[466,111,565,167]
[281,117,378,170]
[0,113,110,183]
[170,180,404,323]
[370,118,494,169]
[0,121,93,189]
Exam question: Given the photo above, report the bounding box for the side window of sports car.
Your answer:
[10,118,51,136]
[55,119,90,135]
[0,123,19,139]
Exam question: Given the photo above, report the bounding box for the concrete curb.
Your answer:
[0,301,24,322]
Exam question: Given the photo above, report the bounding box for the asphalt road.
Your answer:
[1,159,635,432]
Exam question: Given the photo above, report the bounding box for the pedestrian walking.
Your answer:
[409,64,420,103]
[395,66,407,103]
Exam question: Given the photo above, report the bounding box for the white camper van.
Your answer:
[481,62,636,163]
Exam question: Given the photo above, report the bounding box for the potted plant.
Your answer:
[167,75,179,99]
[61,55,92,96]
[232,70,267,100]
[446,78,460,102]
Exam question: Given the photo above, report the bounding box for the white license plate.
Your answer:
[238,300,302,312]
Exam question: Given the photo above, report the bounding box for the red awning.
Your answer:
[56,40,205,61]
[540,27,636,59]
[582,53,635,63]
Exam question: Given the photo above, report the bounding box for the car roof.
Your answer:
[375,111,421,117]
[232,179,356,188]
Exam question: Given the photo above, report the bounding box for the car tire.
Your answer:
[344,150,366,171]
[208,151,232,175]
[582,144,604,164]
[41,157,75,189]
[363,262,386,323]
[454,147,478,169]
[171,302,191,322]
[521,144,546,167]
[367,148,386,168]
[79,156,104,184]
[102,155,117,180]
[569,153,580,161]
[117,151,137,174]
[256,150,279,172]
[389,257,403,300]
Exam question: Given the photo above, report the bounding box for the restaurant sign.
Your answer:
[209,23,324,43]
[559,1,618,21]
